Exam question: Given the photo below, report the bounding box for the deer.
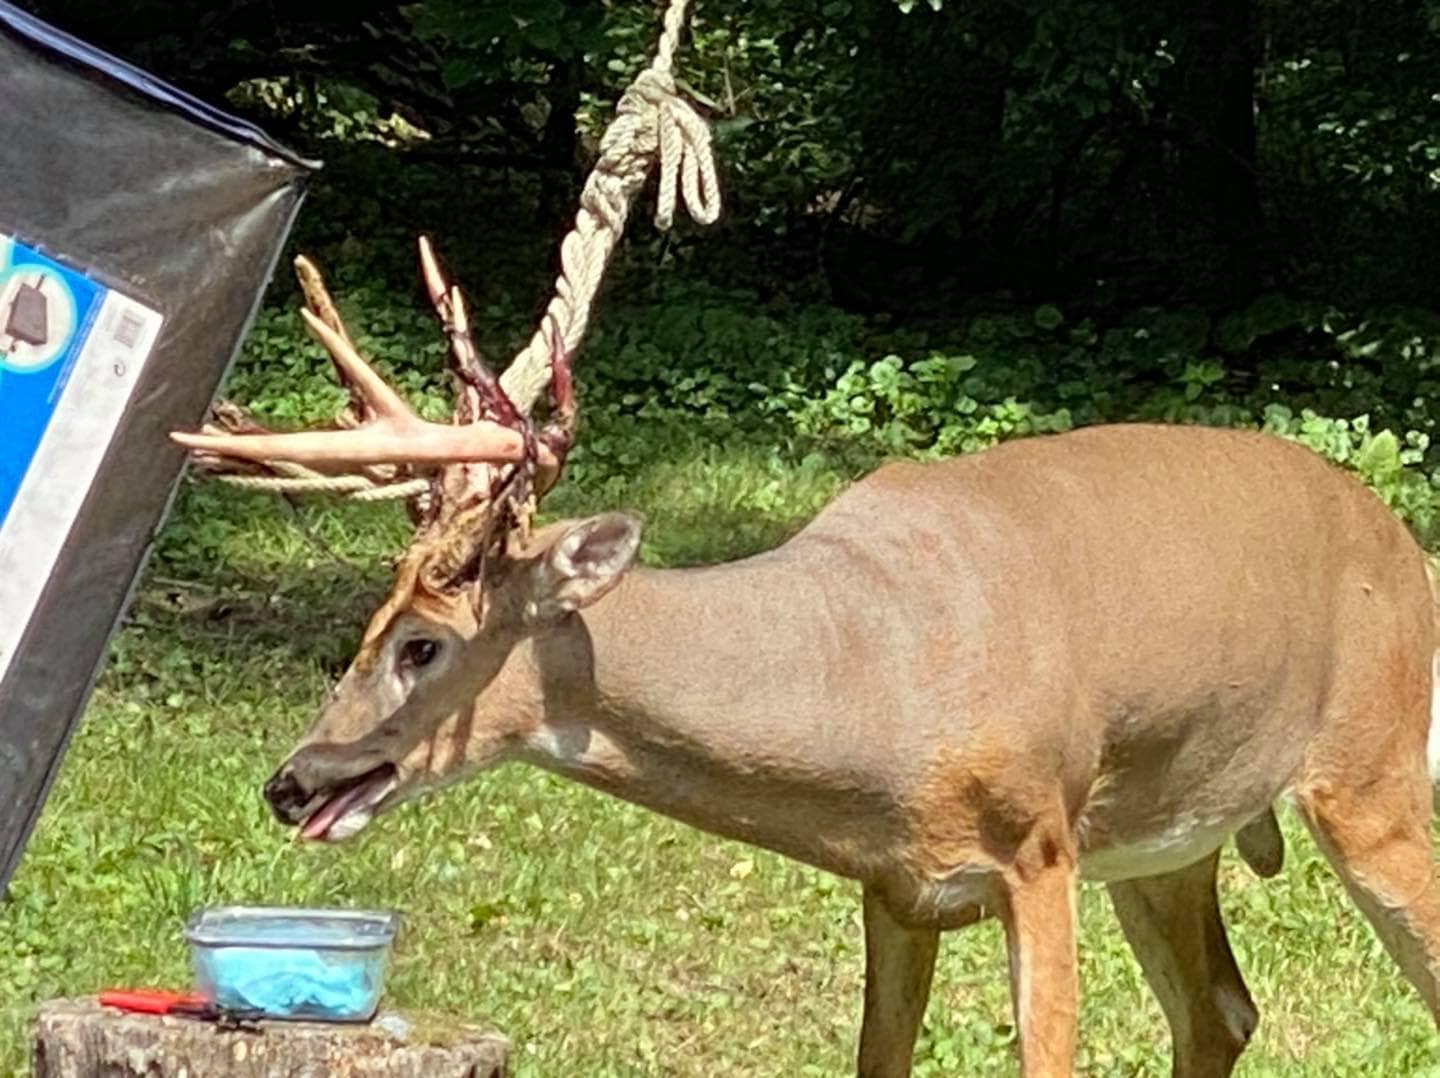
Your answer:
[171,240,1440,1078]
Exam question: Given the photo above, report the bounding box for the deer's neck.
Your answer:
[517,553,903,879]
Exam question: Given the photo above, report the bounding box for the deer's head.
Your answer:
[172,240,641,840]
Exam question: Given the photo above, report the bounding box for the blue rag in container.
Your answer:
[208,948,379,1019]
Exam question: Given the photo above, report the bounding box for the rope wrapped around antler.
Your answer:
[189,0,719,506]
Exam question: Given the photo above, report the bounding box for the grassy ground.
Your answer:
[2,429,1439,1076]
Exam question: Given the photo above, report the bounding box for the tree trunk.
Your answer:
[535,55,584,228]
[1169,0,1261,306]
[32,999,508,1078]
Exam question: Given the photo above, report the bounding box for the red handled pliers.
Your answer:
[99,989,266,1031]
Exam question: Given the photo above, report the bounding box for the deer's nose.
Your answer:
[262,766,310,825]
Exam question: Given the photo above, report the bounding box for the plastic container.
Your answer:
[185,906,400,1022]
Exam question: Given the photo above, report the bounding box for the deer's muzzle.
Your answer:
[263,749,399,842]
[262,766,313,825]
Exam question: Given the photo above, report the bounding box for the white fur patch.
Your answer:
[1079,814,1238,883]
[524,726,575,763]
[1212,982,1258,1044]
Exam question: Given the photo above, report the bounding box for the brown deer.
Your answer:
[173,243,1440,1077]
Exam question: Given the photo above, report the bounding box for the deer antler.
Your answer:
[292,254,367,432]
[171,240,576,593]
[169,253,558,479]
[418,236,519,430]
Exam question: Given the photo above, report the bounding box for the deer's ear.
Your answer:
[527,513,643,623]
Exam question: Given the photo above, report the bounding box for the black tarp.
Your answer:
[0,2,317,891]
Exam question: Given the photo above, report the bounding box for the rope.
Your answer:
[216,473,429,501]
[501,0,720,414]
[211,454,427,501]
[224,0,718,501]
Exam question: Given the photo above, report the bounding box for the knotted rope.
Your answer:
[503,0,720,414]
[218,0,719,502]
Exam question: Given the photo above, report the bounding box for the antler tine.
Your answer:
[298,310,413,423]
[171,256,402,486]
[416,236,552,552]
[294,255,367,428]
[182,402,288,477]
[294,255,350,341]
[418,236,523,429]
[535,315,576,494]
[171,280,557,473]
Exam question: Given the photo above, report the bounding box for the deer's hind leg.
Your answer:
[1295,761,1440,1016]
[1108,852,1258,1078]
[858,886,940,1078]
[1294,634,1440,1019]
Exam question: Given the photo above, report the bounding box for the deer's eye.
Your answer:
[400,638,440,669]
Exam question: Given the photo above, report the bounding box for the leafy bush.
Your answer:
[1261,407,1440,539]
[776,354,1074,458]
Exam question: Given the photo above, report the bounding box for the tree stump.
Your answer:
[32,998,509,1077]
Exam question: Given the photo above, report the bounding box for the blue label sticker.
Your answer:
[0,233,164,683]
[0,237,108,521]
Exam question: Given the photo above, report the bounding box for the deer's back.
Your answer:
[801,423,1426,663]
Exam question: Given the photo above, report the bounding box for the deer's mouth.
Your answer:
[299,764,399,843]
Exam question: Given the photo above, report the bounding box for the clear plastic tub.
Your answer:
[185,906,400,1022]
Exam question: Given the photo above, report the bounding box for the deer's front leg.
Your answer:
[1001,860,1079,1077]
[858,885,940,1078]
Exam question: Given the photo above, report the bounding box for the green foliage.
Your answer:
[415,0,607,71]
[1262,407,1439,536]
[778,353,1073,458]
[1258,1,1440,298]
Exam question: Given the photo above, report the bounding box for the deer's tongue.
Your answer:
[300,767,394,842]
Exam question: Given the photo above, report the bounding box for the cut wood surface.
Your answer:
[32,998,508,1077]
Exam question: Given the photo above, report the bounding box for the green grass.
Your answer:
[2,434,1439,1077]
